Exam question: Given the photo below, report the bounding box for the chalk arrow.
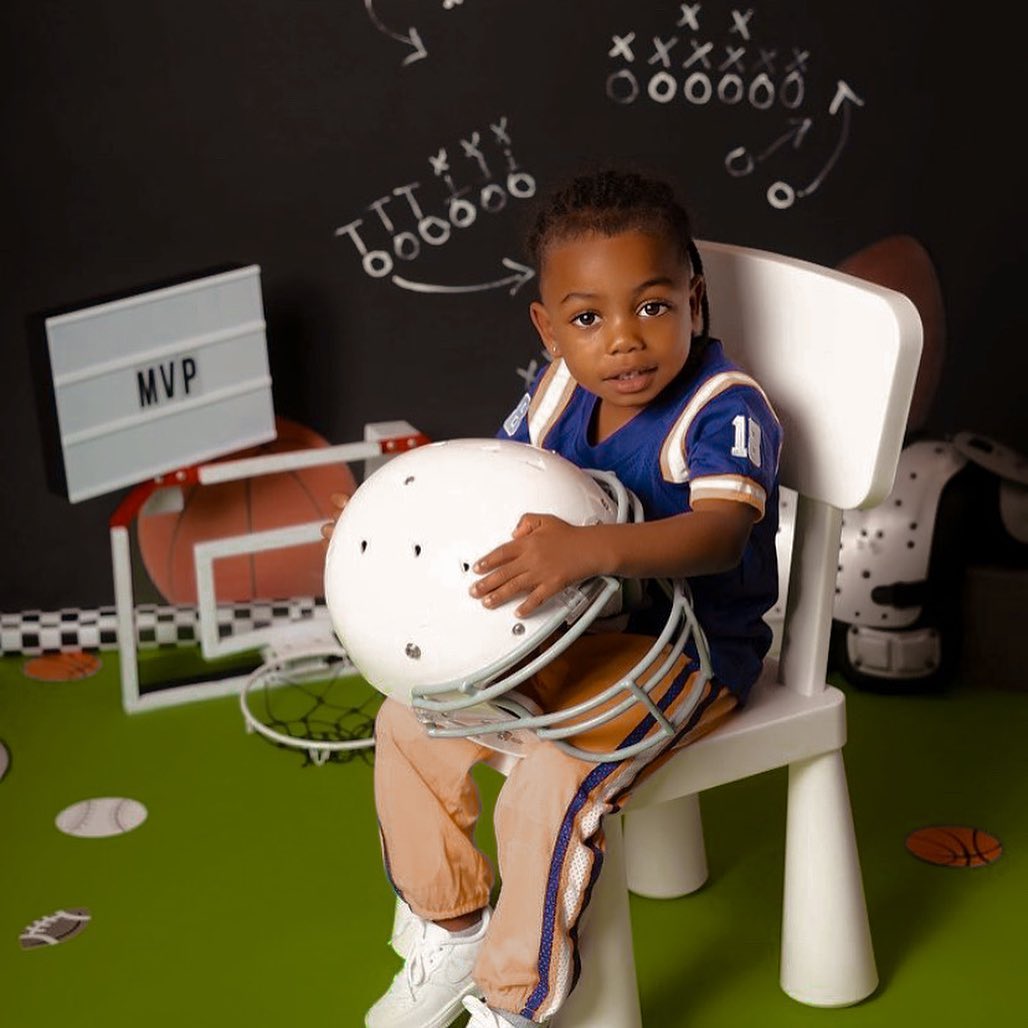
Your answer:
[797,82,864,198]
[392,259,535,296]
[724,117,811,178]
[364,0,427,65]
[757,117,812,161]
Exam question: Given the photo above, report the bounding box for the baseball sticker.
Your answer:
[55,796,148,838]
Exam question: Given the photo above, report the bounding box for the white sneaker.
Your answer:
[390,897,420,958]
[365,908,491,1028]
[461,996,538,1027]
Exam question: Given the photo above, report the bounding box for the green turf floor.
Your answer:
[1,653,1025,1026]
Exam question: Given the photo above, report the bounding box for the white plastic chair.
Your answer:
[552,241,923,1026]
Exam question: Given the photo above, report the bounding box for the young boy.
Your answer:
[335,169,782,1027]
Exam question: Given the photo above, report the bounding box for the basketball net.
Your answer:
[239,642,379,766]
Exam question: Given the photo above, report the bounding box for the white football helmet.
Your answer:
[324,438,711,762]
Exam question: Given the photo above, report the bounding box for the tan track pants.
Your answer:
[373,633,737,1022]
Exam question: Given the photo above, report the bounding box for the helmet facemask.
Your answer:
[325,438,711,762]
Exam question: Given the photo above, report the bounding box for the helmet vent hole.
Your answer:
[360,540,368,554]
[405,643,421,659]
[404,476,415,485]
[512,623,526,636]
[461,561,470,572]
[414,544,422,557]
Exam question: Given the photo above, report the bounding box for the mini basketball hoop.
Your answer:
[240,645,379,766]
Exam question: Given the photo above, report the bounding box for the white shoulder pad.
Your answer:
[834,439,967,629]
[953,432,1028,544]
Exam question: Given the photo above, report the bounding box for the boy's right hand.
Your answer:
[320,492,351,541]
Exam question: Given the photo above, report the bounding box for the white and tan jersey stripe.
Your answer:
[689,473,767,518]
[659,370,777,483]
[527,358,576,447]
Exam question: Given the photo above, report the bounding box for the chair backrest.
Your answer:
[698,241,923,511]
[697,241,923,694]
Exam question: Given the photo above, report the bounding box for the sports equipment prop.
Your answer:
[324,437,711,762]
[238,646,377,765]
[137,416,356,605]
[832,431,1028,690]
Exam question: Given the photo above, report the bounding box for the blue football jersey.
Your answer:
[498,340,782,702]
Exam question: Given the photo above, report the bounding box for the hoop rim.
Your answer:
[239,646,376,757]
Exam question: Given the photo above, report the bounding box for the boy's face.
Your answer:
[530,229,704,436]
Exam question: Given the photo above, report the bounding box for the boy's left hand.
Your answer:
[470,514,601,618]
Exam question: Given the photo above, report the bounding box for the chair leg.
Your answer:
[781,750,878,1007]
[624,794,708,898]
[552,814,643,1028]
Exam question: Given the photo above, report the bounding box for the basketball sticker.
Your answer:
[23,651,102,682]
[55,797,148,838]
[905,825,1003,867]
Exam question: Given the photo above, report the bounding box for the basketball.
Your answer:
[137,416,356,605]
[905,825,1003,867]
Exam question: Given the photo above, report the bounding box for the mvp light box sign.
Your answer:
[45,266,276,502]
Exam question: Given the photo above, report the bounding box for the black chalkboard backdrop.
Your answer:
[1,0,1025,612]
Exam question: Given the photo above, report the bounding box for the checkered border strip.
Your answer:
[1,599,324,656]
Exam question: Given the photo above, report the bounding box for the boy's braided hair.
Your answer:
[525,168,710,344]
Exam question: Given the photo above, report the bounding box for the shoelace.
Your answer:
[402,921,446,998]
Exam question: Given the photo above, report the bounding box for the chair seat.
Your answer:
[630,661,847,807]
